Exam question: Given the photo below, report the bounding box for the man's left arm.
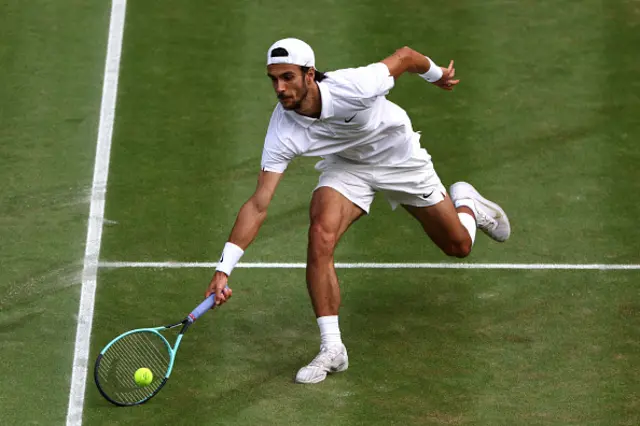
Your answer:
[381,46,460,91]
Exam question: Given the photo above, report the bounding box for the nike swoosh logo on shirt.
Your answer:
[345,113,357,123]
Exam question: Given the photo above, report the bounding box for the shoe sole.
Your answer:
[450,182,511,242]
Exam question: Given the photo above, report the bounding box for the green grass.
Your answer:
[1,0,639,424]
[84,268,639,425]
[0,1,109,423]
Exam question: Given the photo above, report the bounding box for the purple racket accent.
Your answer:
[188,296,215,322]
[188,293,219,322]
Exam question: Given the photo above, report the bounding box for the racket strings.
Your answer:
[96,330,171,405]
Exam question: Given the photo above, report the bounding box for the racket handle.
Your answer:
[188,296,215,322]
[188,287,229,322]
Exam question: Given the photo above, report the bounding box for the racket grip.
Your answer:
[188,286,229,322]
[188,296,215,322]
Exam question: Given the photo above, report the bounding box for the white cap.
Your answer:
[267,38,315,67]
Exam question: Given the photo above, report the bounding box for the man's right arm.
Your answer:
[227,170,283,249]
[206,170,284,304]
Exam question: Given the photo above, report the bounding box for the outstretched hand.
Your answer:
[433,60,460,91]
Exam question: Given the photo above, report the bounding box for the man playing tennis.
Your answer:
[205,38,510,384]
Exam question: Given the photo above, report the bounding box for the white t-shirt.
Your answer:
[261,62,418,173]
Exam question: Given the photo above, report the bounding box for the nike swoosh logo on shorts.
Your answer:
[345,113,357,123]
[421,190,435,199]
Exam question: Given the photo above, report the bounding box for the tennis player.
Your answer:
[205,38,510,384]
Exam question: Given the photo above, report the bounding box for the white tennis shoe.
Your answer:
[450,182,511,242]
[295,344,349,384]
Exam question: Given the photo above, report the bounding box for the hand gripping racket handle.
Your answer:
[187,286,229,322]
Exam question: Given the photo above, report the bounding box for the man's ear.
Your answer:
[307,68,316,83]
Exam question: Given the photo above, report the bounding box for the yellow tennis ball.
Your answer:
[134,368,153,386]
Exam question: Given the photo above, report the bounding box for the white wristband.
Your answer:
[418,57,443,83]
[216,242,244,276]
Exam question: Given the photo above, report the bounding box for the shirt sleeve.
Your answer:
[260,108,296,173]
[328,62,395,101]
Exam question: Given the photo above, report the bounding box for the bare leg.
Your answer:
[306,187,364,317]
[403,194,474,258]
[294,187,363,384]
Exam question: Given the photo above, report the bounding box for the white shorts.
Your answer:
[314,138,446,213]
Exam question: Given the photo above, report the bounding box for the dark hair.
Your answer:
[270,47,288,57]
[301,66,326,82]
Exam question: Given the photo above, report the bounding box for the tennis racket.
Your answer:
[94,294,217,406]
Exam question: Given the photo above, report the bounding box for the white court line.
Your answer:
[66,1,127,425]
[99,261,640,270]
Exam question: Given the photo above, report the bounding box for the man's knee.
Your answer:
[308,222,338,258]
[442,239,472,258]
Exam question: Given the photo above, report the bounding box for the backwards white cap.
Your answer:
[267,38,315,67]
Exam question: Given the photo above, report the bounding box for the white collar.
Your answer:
[285,81,334,128]
[318,80,334,120]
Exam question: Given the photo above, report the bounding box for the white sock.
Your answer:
[454,198,478,217]
[458,212,477,246]
[317,316,342,346]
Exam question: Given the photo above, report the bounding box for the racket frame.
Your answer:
[94,294,216,406]
[94,320,191,406]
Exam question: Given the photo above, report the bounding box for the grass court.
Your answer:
[1,0,639,424]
